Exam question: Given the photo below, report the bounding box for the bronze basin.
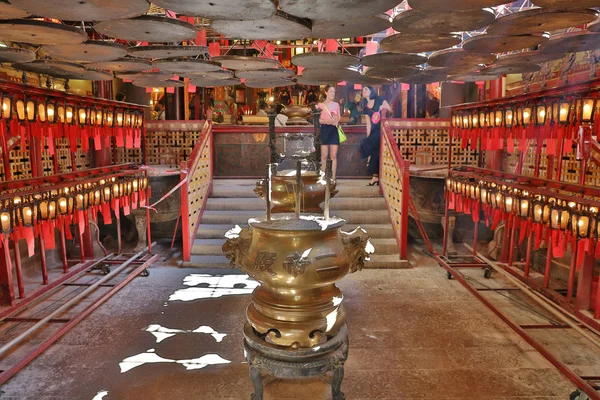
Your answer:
[255,172,338,213]
[223,214,371,348]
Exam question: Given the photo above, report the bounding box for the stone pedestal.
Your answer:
[131,209,148,252]
[243,323,348,400]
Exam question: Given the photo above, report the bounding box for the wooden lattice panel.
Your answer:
[499,140,600,186]
[387,120,478,167]
[117,121,205,167]
[187,140,211,239]
[8,141,31,180]
[116,147,143,166]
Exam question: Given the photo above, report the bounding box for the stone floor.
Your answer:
[0,246,578,400]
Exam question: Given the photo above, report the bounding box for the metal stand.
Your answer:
[243,323,348,400]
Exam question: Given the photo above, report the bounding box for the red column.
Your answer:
[576,251,595,310]
[486,78,503,171]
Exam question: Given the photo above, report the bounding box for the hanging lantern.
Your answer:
[522,106,532,127]
[487,109,495,128]
[65,106,74,124]
[104,109,114,127]
[125,180,133,196]
[491,191,503,209]
[46,101,56,124]
[581,97,596,123]
[92,189,102,206]
[26,100,36,121]
[38,197,57,220]
[535,103,547,126]
[495,109,504,128]
[15,99,25,121]
[470,111,478,129]
[76,191,89,210]
[550,202,569,230]
[1,95,11,119]
[38,101,47,122]
[503,191,516,213]
[519,192,531,218]
[140,177,148,190]
[0,207,12,234]
[132,178,139,193]
[461,114,470,129]
[445,177,452,191]
[480,184,489,204]
[558,99,571,125]
[103,184,112,202]
[571,211,592,238]
[19,202,38,227]
[57,104,65,123]
[95,109,103,126]
[505,107,514,128]
[116,110,124,127]
[112,182,120,198]
[78,106,87,125]
[479,110,487,129]
[532,198,544,223]
[124,110,133,128]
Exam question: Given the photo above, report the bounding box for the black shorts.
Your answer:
[321,124,339,145]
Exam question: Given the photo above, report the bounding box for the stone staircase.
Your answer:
[183,179,410,269]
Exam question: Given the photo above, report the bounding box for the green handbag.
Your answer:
[337,126,347,143]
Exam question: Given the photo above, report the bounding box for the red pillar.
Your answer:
[576,251,595,310]
[486,77,503,171]
[81,81,114,259]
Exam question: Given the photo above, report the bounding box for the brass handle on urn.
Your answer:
[254,179,266,199]
[341,229,372,274]
[222,227,253,270]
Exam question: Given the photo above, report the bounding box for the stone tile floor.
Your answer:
[0,246,579,400]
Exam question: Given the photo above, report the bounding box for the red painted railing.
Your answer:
[380,118,410,260]
[180,121,213,262]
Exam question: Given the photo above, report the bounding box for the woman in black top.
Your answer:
[360,86,392,186]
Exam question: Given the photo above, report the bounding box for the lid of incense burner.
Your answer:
[248,214,346,231]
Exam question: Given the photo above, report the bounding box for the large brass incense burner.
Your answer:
[223,160,371,400]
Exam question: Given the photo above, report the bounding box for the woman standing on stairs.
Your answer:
[360,86,392,186]
[318,85,341,181]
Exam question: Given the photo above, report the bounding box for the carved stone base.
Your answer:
[441,215,457,255]
[243,323,348,400]
[131,209,148,252]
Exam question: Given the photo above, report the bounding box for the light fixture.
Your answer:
[471,111,479,129]
[104,109,114,127]
[581,97,596,123]
[558,100,571,124]
[1,95,11,119]
[65,106,74,124]
[78,106,87,125]
[0,208,12,234]
[536,103,547,126]
[26,100,36,121]
[19,202,37,227]
[519,192,531,218]
[550,202,569,230]
[505,107,514,128]
[479,110,487,129]
[522,106,532,127]
[494,109,504,128]
[572,211,592,238]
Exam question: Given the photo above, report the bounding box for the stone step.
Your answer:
[200,210,391,225]
[181,253,410,269]
[205,197,386,211]
[192,238,399,256]
[196,223,395,239]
